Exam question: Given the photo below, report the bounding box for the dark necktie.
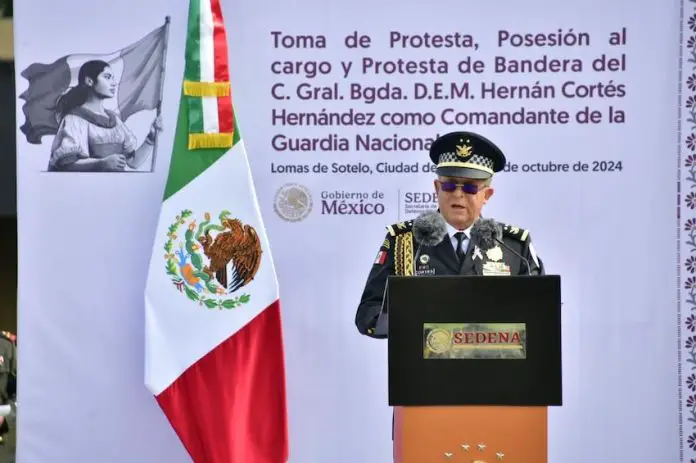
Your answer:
[454,232,466,262]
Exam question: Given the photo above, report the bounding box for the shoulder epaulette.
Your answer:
[0,331,16,343]
[501,223,530,242]
[386,220,413,237]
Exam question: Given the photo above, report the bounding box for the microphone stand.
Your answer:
[493,236,536,275]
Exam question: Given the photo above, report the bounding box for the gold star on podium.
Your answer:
[461,443,470,451]
[477,443,487,451]
[443,451,453,459]
[496,452,505,460]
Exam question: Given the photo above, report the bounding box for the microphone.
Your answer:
[412,211,448,269]
[470,218,536,275]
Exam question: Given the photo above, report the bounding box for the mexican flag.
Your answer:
[144,0,289,461]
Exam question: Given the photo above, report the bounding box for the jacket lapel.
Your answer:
[431,234,460,274]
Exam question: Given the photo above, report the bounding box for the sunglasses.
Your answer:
[439,181,482,194]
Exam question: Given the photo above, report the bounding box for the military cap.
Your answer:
[429,131,506,179]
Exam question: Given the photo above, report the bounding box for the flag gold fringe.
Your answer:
[183,80,230,97]
[188,132,234,150]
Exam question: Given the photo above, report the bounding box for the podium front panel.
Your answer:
[387,275,562,406]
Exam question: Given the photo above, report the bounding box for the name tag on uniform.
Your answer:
[415,267,436,276]
[482,261,511,276]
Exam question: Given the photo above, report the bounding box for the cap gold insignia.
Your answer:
[485,245,503,262]
[456,139,473,159]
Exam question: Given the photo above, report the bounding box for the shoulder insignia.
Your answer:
[0,331,16,343]
[386,220,414,237]
[501,223,530,242]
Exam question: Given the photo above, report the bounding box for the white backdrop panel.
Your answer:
[14,0,681,462]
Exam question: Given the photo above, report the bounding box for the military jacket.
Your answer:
[355,217,545,338]
[0,333,16,405]
[0,332,16,441]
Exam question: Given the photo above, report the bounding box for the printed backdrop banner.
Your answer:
[12,0,684,462]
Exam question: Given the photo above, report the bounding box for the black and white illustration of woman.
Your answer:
[47,60,162,172]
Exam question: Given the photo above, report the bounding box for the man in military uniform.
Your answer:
[355,131,545,338]
[0,331,16,463]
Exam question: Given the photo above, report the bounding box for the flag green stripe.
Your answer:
[162,90,241,201]
[184,0,204,134]
[187,96,204,134]
[184,0,201,83]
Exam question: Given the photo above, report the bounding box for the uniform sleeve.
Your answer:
[355,233,395,338]
[49,114,90,168]
[521,239,545,275]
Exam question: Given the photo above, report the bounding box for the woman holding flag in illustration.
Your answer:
[47,60,162,172]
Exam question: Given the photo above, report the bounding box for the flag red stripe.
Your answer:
[210,0,234,134]
[156,301,289,463]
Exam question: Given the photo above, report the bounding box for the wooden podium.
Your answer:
[384,275,562,463]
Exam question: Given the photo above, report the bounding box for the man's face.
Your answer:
[434,175,494,230]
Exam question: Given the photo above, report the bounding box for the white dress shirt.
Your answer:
[445,222,474,255]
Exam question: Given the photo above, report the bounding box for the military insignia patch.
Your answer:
[375,250,387,265]
[387,220,414,236]
[485,245,503,262]
[164,209,260,310]
[455,138,473,159]
[502,224,529,241]
[482,261,511,276]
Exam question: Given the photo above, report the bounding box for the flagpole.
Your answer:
[149,15,170,172]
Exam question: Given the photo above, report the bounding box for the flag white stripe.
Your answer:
[198,0,219,133]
